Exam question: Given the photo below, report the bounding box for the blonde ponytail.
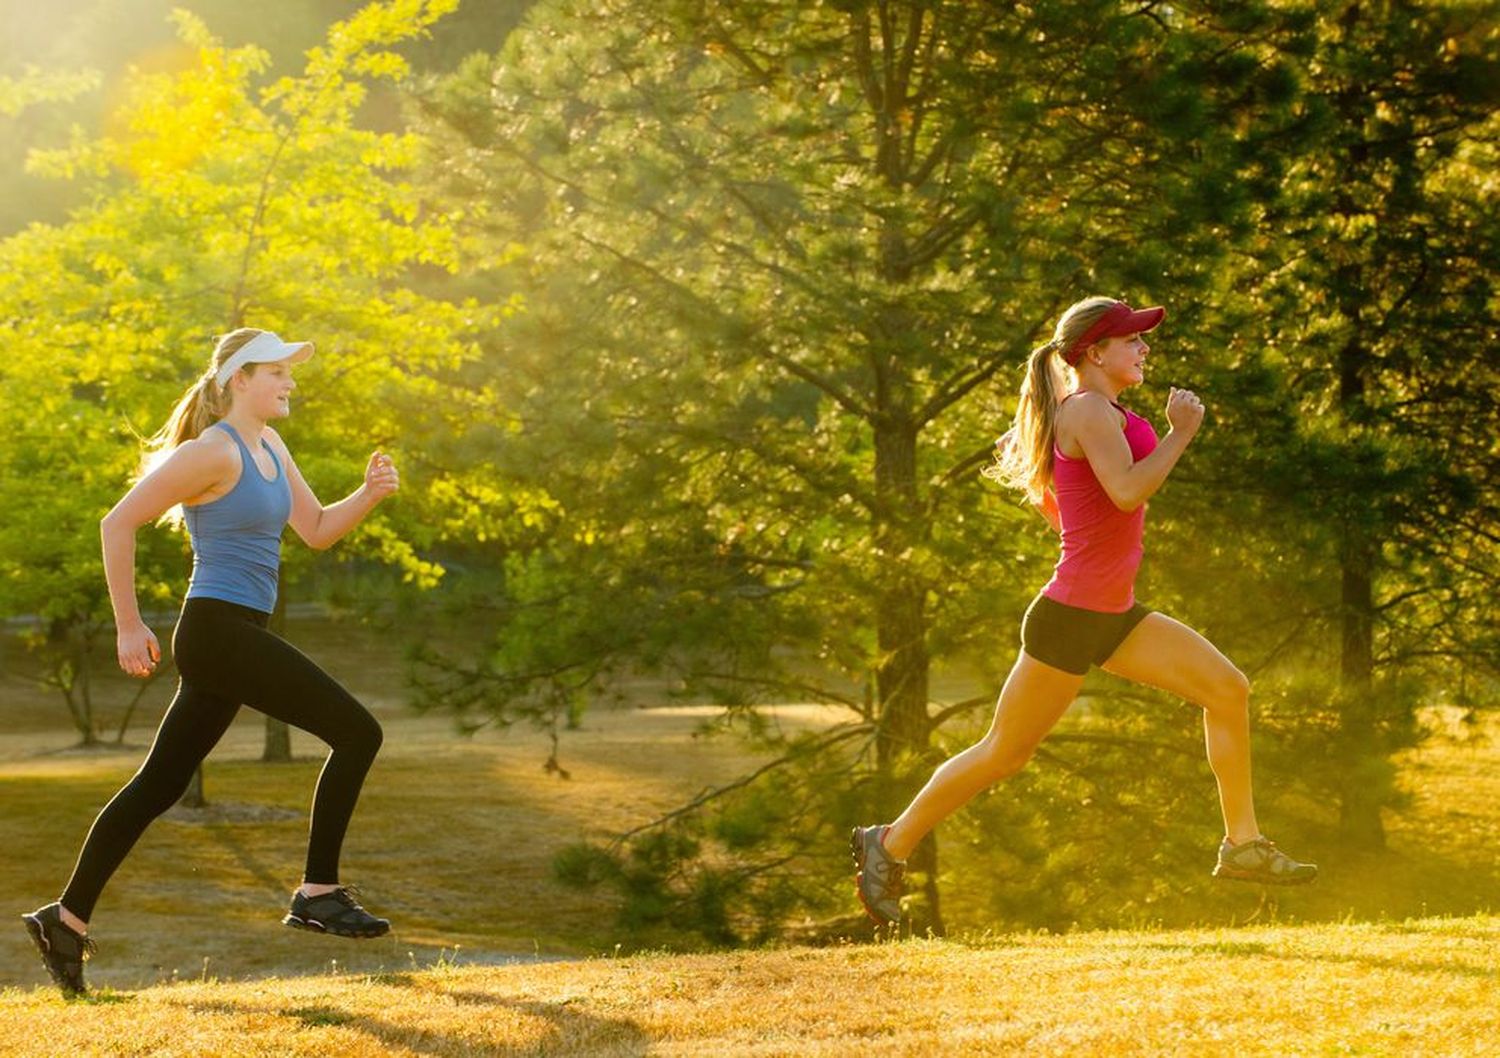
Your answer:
[139,328,265,524]
[985,296,1120,503]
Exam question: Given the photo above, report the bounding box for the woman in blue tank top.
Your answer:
[23,328,401,996]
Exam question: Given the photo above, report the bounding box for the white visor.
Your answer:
[214,331,315,388]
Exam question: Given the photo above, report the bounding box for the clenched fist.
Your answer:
[1166,387,1205,439]
[364,452,401,502]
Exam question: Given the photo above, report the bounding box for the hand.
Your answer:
[1166,386,1205,439]
[117,622,161,679]
[364,451,400,503]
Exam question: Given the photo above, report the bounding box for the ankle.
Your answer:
[880,826,911,863]
[58,905,89,936]
[299,882,340,898]
[1226,831,1263,848]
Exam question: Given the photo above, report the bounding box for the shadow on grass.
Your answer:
[65,989,135,1006]
[179,990,650,1056]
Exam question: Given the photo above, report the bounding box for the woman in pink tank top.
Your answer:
[851,297,1317,926]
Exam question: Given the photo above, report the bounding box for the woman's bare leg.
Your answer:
[1100,612,1259,843]
[882,653,1085,861]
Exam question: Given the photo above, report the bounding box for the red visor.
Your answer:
[1063,302,1165,365]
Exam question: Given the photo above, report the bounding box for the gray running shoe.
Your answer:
[283,885,390,938]
[1213,836,1318,886]
[850,825,905,924]
[22,902,95,997]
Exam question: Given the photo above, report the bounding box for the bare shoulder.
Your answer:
[175,427,238,470]
[1056,390,1118,430]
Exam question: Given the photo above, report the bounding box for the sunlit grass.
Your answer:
[0,914,1493,1056]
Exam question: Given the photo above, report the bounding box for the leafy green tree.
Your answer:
[415,0,1325,936]
[0,0,498,754]
[1180,2,1500,848]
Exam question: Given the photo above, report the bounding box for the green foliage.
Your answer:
[411,0,1499,940]
[0,0,511,737]
[0,67,100,118]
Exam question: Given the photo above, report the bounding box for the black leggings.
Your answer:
[60,597,383,920]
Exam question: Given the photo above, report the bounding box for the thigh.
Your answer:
[1099,611,1242,707]
[214,623,371,744]
[983,652,1087,751]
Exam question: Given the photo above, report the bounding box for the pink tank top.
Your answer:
[1041,395,1159,613]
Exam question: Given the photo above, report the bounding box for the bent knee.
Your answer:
[977,740,1036,782]
[357,715,384,756]
[1203,667,1251,716]
[337,710,383,757]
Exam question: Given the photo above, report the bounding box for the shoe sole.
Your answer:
[283,913,390,939]
[850,828,899,926]
[1213,865,1318,886]
[21,913,85,997]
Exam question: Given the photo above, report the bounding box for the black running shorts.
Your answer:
[1020,593,1153,676]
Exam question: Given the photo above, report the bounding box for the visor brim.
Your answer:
[1117,306,1165,335]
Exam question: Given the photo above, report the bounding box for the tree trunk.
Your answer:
[871,411,941,929]
[871,418,930,769]
[1336,323,1386,849]
[263,717,292,762]
[57,618,98,746]
[179,763,206,808]
[1338,532,1384,847]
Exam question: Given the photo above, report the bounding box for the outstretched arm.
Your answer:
[265,428,400,551]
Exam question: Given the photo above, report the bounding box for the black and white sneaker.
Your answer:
[283,885,390,938]
[22,902,95,997]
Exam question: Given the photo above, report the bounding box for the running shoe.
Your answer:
[22,902,95,998]
[1213,836,1318,885]
[850,825,905,925]
[283,885,390,938]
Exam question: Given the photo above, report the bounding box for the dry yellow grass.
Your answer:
[4,616,1497,1055]
[0,914,1494,1056]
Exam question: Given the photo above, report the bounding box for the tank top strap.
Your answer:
[212,420,253,457]
[263,436,283,477]
[214,421,280,477]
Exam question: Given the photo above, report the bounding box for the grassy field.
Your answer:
[2,614,1496,1053]
[3,613,867,990]
[0,915,1494,1056]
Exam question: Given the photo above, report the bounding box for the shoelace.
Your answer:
[332,884,376,912]
[1238,838,1298,873]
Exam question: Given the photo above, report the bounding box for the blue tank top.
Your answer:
[183,422,292,614]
